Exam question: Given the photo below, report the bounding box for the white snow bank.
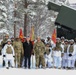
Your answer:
[0,68,76,75]
[0,56,76,75]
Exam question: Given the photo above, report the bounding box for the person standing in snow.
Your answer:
[62,39,69,69]
[1,34,9,67]
[33,36,45,69]
[67,39,76,69]
[23,36,33,69]
[44,43,53,68]
[13,37,24,68]
[52,38,62,69]
[3,39,15,69]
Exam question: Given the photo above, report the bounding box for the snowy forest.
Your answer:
[0,0,71,39]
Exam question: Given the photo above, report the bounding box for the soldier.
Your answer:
[61,36,65,44]
[45,36,52,47]
[45,36,55,48]
[62,39,69,69]
[1,34,9,67]
[13,37,24,68]
[74,38,76,68]
[3,39,15,69]
[33,36,45,69]
[67,39,76,69]
[52,38,62,69]
[44,43,53,68]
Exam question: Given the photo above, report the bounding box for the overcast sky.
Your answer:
[69,0,76,3]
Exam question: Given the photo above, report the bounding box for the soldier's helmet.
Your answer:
[11,37,14,39]
[7,39,11,42]
[5,34,9,37]
[64,39,68,42]
[47,36,51,40]
[70,39,74,42]
[56,38,60,40]
[61,36,65,40]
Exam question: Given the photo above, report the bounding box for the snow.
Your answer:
[69,0,76,4]
[0,66,76,75]
[0,0,71,39]
[2,12,7,18]
[0,5,7,11]
[32,0,37,2]
[0,16,3,19]
[0,22,4,25]
[0,56,75,75]
[0,29,9,34]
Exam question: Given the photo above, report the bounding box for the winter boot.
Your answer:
[3,60,5,67]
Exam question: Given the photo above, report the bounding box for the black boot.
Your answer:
[6,67,9,69]
[3,60,5,67]
[8,61,10,67]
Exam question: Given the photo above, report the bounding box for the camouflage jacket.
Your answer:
[33,41,45,56]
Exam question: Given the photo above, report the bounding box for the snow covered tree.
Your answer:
[0,0,70,39]
[0,0,7,30]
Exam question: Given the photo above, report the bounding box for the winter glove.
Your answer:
[32,53,34,55]
[44,52,46,55]
[3,55,6,57]
[13,56,15,58]
[49,49,51,52]
[0,51,1,55]
[69,54,72,57]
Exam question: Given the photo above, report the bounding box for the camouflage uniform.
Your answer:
[62,43,68,68]
[67,40,76,69]
[33,41,45,68]
[1,34,9,67]
[13,39,24,68]
[3,39,15,69]
[52,42,62,68]
[45,45,53,68]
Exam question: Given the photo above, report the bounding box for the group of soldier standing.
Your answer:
[0,34,76,70]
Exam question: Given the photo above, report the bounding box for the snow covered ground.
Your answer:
[0,67,76,75]
[0,56,76,75]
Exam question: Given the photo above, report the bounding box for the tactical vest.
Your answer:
[45,47,50,55]
[64,45,68,53]
[6,46,13,54]
[69,45,74,53]
[55,42,62,51]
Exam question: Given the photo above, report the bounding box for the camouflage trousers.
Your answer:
[15,53,22,68]
[35,55,45,68]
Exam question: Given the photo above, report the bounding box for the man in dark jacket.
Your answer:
[23,36,33,69]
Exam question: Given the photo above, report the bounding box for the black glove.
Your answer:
[13,56,15,58]
[32,53,34,55]
[69,54,72,57]
[3,55,6,57]
[44,52,46,55]
[0,51,1,55]
[49,49,51,52]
